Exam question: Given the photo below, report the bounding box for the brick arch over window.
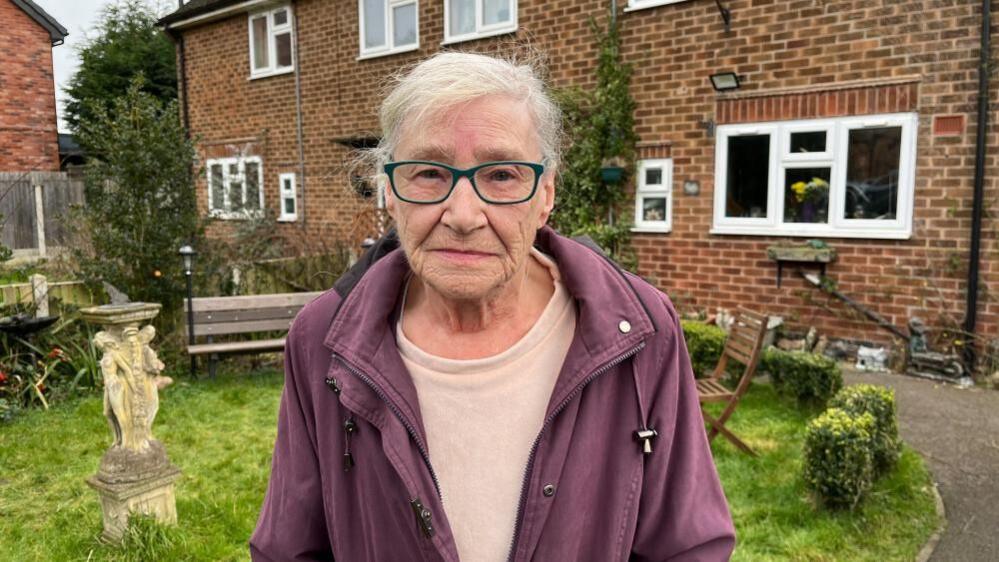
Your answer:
[716,79,920,125]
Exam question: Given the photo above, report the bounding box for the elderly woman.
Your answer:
[251,52,735,562]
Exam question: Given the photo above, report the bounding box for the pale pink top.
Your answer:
[397,249,577,562]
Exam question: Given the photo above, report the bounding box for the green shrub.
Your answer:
[762,348,842,407]
[803,408,876,509]
[830,384,900,473]
[681,320,726,378]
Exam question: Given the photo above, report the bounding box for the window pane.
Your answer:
[483,0,511,26]
[273,9,288,26]
[790,131,826,153]
[209,164,224,211]
[644,167,662,186]
[393,3,417,47]
[245,162,260,211]
[275,31,292,68]
[284,197,295,215]
[725,135,770,218]
[783,167,831,224]
[449,0,475,36]
[282,177,293,194]
[363,0,386,49]
[229,163,243,212]
[252,16,268,70]
[845,127,902,220]
[642,197,667,223]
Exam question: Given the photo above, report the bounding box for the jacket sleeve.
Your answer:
[250,318,334,561]
[630,294,736,562]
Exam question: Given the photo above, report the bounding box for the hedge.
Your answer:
[829,384,901,474]
[803,408,876,509]
[761,348,843,408]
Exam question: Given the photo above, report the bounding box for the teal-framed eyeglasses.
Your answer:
[383,160,546,205]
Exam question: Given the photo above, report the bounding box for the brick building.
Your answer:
[160,0,998,368]
[0,0,67,171]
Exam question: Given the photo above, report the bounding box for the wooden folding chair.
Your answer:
[697,307,768,456]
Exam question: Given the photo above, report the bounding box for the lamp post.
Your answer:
[178,245,196,378]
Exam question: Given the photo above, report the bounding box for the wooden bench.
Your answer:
[185,291,323,377]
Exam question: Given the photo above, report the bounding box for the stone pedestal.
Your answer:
[82,303,181,542]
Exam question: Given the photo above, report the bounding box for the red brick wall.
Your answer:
[176,0,999,363]
[0,0,60,171]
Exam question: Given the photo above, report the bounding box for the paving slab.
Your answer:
[843,369,999,562]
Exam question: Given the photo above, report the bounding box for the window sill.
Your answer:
[623,0,689,13]
[441,25,517,46]
[357,43,420,61]
[710,225,912,240]
[277,215,297,222]
[209,211,265,220]
[249,67,294,81]
[631,226,671,234]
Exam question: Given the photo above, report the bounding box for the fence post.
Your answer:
[30,274,48,318]
[32,180,46,258]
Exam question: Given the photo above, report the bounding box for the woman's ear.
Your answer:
[536,172,556,227]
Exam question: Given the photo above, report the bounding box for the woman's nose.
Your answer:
[440,176,487,233]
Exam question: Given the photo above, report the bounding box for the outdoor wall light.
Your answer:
[709,72,741,92]
[178,244,196,378]
[683,179,700,196]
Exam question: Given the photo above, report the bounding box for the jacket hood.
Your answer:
[322,225,658,444]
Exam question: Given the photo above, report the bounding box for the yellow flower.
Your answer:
[791,181,807,202]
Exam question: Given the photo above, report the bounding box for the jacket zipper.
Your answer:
[334,354,443,500]
[506,342,646,562]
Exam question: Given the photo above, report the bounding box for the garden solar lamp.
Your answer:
[178,245,196,378]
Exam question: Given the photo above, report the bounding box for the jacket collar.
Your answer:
[323,226,657,439]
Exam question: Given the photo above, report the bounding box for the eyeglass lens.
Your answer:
[392,163,536,202]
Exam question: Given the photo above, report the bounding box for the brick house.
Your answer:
[160,0,998,369]
[0,0,67,171]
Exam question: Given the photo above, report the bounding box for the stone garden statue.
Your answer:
[907,317,965,380]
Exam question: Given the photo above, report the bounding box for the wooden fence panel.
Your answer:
[41,173,84,246]
[0,171,85,254]
[0,173,37,250]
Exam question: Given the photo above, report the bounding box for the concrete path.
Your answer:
[843,369,999,561]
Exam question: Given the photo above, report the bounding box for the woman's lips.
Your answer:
[433,249,493,262]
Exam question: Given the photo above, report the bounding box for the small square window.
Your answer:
[645,168,662,186]
[360,0,419,58]
[445,0,517,44]
[790,131,826,154]
[278,173,298,222]
[633,158,672,233]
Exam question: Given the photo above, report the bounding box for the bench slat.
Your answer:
[188,338,286,355]
[193,306,306,324]
[193,318,297,337]
[186,291,323,313]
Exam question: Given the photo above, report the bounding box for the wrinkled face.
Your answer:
[386,95,556,302]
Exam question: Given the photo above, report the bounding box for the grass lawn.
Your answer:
[0,371,939,561]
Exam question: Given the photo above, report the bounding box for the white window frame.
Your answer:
[711,112,918,239]
[248,5,294,79]
[624,0,691,12]
[278,172,298,222]
[443,0,517,45]
[358,0,420,59]
[206,156,265,220]
[632,158,673,233]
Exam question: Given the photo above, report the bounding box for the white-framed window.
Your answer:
[278,172,297,222]
[624,0,691,12]
[206,156,265,219]
[712,112,918,239]
[444,0,517,45]
[249,6,294,78]
[633,159,672,233]
[359,0,419,59]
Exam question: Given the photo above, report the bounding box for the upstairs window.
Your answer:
[206,157,264,219]
[360,0,419,59]
[712,113,917,239]
[249,6,294,78]
[445,0,516,44]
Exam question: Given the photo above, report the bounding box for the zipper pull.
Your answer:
[410,498,435,538]
[635,428,658,454]
[343,418,357,471]
[325,377,341,395]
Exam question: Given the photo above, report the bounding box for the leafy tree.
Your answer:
[551,17,638,268]
[73,78,200,326]
[64,0,177,134]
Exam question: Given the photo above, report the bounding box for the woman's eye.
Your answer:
[416,169,444,180]
[488,169,515,181]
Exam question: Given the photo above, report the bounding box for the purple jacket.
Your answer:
[250,226,736,561]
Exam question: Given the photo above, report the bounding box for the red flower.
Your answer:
[0,372,7,384]
[46,347,64,360]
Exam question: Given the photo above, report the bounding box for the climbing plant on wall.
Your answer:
[551,17,638,269]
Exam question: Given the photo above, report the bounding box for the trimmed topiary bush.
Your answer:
[803,408,876,509]
[761,348,842,407]
[830,384,900,474]
[680,320,726,378]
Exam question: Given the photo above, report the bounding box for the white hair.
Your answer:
[371,51,562,173]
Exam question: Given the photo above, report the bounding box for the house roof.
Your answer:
[11,0,68,45]
[158,0,251,27]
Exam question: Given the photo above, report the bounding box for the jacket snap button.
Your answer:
[618,320,632,334]
[542,484,556,497]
